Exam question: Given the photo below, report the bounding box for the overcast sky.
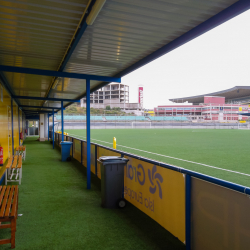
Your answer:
[121,9,250,109]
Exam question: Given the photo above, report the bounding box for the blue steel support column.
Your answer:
[81,141,83,165]
[11,99,14,155]
[18,108,20,145]
[95,145,97,176]
[48,114,50,141]
[86,79,91,189]
[61,101,64,142]
[53,109,55,149]
[185,174,191,250]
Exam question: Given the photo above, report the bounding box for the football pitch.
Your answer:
[65,128,250,187]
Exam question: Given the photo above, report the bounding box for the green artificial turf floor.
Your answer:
[0,137,185,250]
[66,129,250,187]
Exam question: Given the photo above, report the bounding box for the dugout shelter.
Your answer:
[0,1,250,249]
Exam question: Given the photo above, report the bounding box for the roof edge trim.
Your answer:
[115,0,250,79]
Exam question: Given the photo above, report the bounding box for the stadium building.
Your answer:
[80,83,143,111]
[155,87,250,121]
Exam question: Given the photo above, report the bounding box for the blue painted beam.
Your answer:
[86,79,91,189]
[60,22,88,72]
[142,1,249,76]
[20,105,60,110]
[18,108,21,146]
[53,109,55,149]
[0,72,21,106]
[0,65,121,83]
[47,0,97,98]
[0,72,13,97]
[185,175,191,250]
[48,114,50,141]
[61,101,64,142]
[26,115,40,120]
[88,0,250,95]
[22,110,54,114]
[11,99,14,155]
[115,0,250,79]
[13,96,80,103]
[18,108,20,146]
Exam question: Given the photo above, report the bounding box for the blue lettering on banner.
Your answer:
[137,164,145,185]
[125,163,162,212]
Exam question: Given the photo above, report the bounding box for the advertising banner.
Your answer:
[97,147,120,179]
[73,139,81,163]
[124,157,186,243]
[82,142,96,174]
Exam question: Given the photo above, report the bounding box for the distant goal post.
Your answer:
[238,120,249,129]
[132,122,152,129]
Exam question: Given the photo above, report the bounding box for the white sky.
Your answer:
[121,9,250,109]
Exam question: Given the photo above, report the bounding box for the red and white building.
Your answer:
[155,87,250,121]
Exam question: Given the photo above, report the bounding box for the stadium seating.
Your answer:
[55,115,189,122]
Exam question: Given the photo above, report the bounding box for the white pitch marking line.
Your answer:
[68,133,250,177]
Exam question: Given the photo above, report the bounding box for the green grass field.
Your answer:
[65,129,250,187]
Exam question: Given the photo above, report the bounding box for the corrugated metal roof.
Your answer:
[170,86,250,104]
[62,0,238,99]
[0,0,89,111]
[0,0,245,113]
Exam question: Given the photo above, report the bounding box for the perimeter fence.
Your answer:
[57,121,250,130]
[55,115,250,130]
[54,132,250,249]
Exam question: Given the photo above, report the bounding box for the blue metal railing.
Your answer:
[55,132,250,195]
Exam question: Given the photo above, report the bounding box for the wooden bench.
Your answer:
[16,146,26,161]
[0,185,19,249]
[5,156,22,185]
[5,156,13,185]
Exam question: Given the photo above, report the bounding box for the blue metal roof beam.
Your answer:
[25,115,40,120]
[19,105,61,110]
[116,0,250,78]
[0,72,21,106]
[22,110,54,114]
[46,0,96,98]
[0,65,121,83]
[89,0,250,94]
[13,96,80,102]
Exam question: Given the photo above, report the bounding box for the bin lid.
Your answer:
[60,141,73,145]
[98,156,129,165]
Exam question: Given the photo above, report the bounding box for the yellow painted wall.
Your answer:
[13,102,19,151]
[0,82,11,163]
